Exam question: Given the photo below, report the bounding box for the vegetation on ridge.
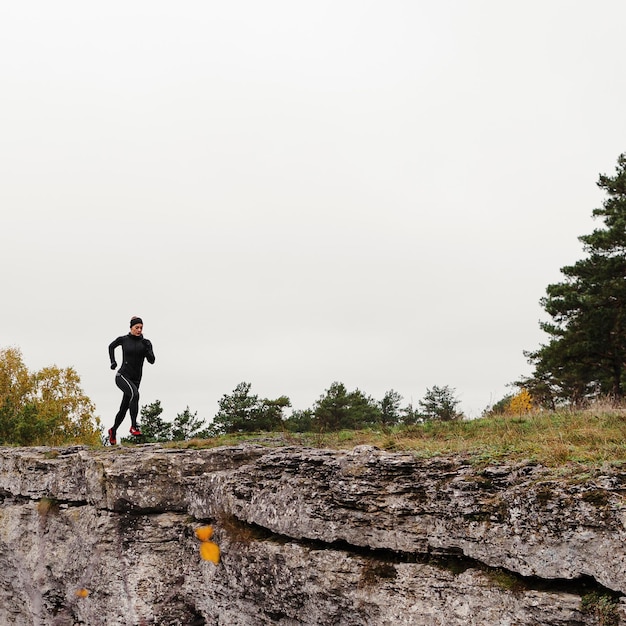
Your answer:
[167,402,626,468]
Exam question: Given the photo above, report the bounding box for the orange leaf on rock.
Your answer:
[199,540,220,564]
[195,526,213,542]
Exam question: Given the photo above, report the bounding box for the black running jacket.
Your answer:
[108,333,156,383]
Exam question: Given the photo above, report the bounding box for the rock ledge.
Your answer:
[0,444,624,625]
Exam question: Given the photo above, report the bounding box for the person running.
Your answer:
[107,316,156,445]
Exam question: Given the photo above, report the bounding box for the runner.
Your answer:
[107,316,156,445]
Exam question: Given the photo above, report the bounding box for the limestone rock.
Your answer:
[0,444,623,625]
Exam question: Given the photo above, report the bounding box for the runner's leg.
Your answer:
[113,374,138,431]
[129,381,140,429]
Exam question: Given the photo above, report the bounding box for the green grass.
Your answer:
[388,408,626,465]
[165,404,626,467]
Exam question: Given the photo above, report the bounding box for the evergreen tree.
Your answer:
[313,382,351,430]
[138,400,172,442]
[211,382,290,434]
[418,385,462,421]
[346,389,381,428]
[256,396,291,431]
[401,401,424,425]
[522,154,626,405]
[379,389,403,426]
[313,382,382,430]
[212,382,257,434]
[483,394,515,417]
[171,406,208,441]
[283,409,314,433]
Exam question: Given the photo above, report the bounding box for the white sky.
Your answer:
[2,1,625,427]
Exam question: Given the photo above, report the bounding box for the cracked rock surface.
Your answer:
[0,443,624,625]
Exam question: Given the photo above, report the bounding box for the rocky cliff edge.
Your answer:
[0,443,624,625]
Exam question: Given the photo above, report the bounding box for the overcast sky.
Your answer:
[2,1,625,429]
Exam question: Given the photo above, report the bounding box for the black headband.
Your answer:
[130,317,143,328]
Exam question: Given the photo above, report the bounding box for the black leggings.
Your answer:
[113,373,140,431]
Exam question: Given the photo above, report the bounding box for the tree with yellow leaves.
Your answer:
[505,389,534,416]
[0,347,101,446]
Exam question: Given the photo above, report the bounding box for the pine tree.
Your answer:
[138,400,172,442]
[522,154,626,405]
[313,382,382,430]
[211,382,290,434]
[171,407,207,441]
[379,390,403,426]
[418,385,462,421]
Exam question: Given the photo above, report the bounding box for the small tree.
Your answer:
[506,389,534,415]
[284,409,314,433]
[171,407,208,441]
[401,401,424,425]
[139,400,172,442]
[0,347,101,446]
[418,385,462,421]
[313,382,381,430]
[313,382,351,430]
[379,389,403,426]
[0,347,31,410]
[483,394,514,417]
[33,366,100,445]
[346,389,381,428]
[211,382,290,434]
[256,396,291,431]
[212,382,258,434]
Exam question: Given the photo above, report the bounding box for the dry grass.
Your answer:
[379,406,626,465]
[166,404,626,467]
[36,496,60,517]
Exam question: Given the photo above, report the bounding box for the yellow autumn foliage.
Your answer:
[505,389,534,415]
[0,346,101,446]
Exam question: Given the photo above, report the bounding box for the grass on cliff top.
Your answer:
[176,404,626,467]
